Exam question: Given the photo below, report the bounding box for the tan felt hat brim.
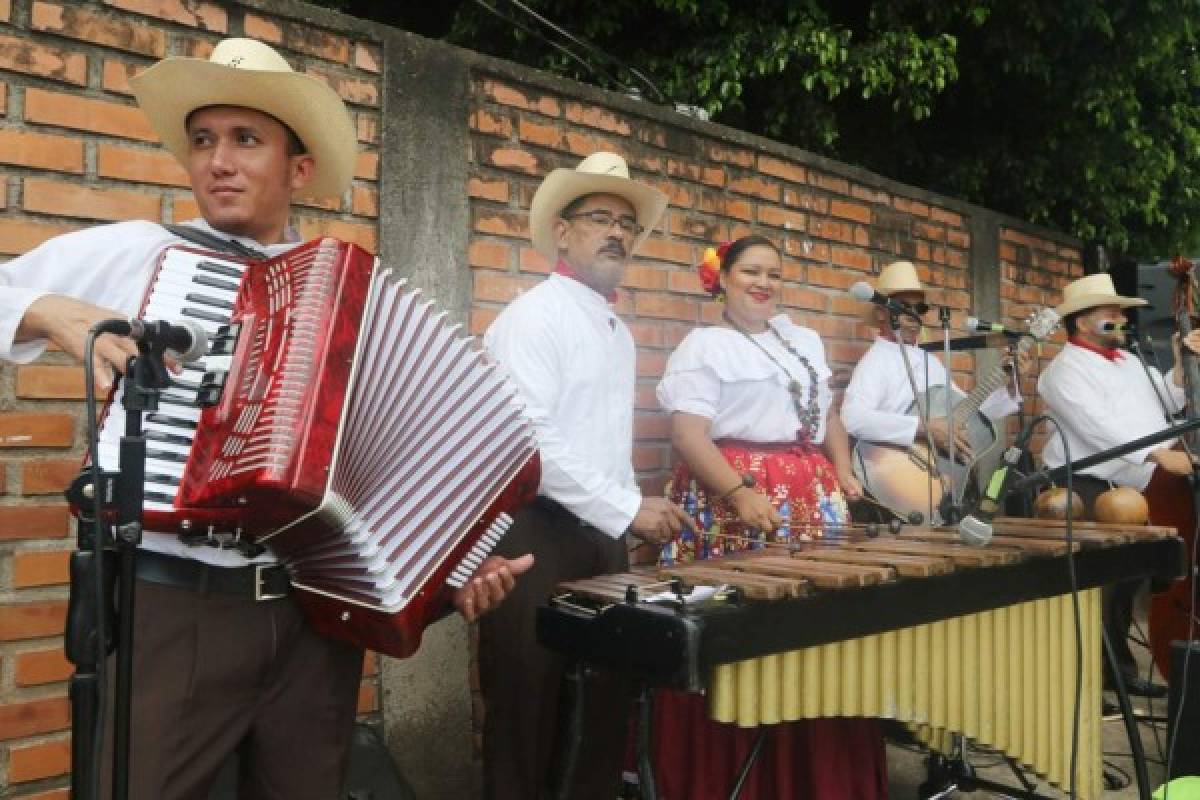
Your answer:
[130,59,356,201]
[530,170,667,262]
[1056,294,1147,318]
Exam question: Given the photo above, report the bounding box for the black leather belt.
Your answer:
[135,550,290,601]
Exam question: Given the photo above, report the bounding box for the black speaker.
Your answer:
[1167,640,1200,779]
[1135,259,1177,368]
[208,722,415,799]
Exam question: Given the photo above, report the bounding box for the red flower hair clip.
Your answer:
[697,241,732,298]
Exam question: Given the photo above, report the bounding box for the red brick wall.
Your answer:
[0,2,380,794]
[1,0,1087,792]
[999,227,1083,449]
[465,72,1083,499]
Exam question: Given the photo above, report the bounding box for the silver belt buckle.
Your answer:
[254,564,287,601]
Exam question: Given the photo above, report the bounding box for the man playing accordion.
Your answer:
[0,37,529,800]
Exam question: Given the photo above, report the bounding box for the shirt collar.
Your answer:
[876,326,925,345]
[1068,336,1124,362]
[182,218,301,256]
[554,259,617,304]
[874,334,921,352]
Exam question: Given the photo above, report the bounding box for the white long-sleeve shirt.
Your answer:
[1038,342,1185,489]
[483,274,640,538]
[1,218,301,566]
[841,337,1019,446]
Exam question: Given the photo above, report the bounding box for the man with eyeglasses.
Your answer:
[480,152,692,800]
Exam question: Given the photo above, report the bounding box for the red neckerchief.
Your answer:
[554,259,616,303]
[1069,335,1124,362]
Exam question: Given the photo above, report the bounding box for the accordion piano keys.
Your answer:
[90,238,541,658]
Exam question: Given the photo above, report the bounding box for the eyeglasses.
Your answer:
[562,210,645,237]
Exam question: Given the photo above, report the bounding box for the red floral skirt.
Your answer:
[661,440,850,562]
[650,441,887,800]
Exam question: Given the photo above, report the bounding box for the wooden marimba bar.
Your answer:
[541,518,1187,800]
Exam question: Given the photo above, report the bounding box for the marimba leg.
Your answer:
[545,661,585,800]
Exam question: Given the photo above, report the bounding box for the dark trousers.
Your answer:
[1072,475,1141,680]
[102,574,364,800]
[479,500,632,800]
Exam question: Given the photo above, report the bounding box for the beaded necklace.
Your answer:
[722,312,822,442]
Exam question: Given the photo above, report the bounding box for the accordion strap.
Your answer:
[162,223,265,260]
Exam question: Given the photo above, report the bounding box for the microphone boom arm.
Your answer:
[1012,416,1200,494]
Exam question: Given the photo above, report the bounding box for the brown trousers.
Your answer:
[479,500,632,800]
[102,575,364,800]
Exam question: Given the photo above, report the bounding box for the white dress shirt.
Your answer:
[483,274,640,538]
[1038,341,1185,489]
[656,315,834,444]
[841,337,1019,446]
[1,218,301,566]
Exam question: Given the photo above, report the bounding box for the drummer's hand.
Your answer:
[836,469,863,502]
[730,488,782,533]
[1149,447,1196,477]
[452,553,534,623]
[630,497,691,544]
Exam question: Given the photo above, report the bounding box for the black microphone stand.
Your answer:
[889,310,943,526]
[936,304,962,522]
[1012,416,1200,494]
[65,328,174,800]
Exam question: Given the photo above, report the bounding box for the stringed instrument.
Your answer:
[853,308,1059,523]
[1147,255,1200,678]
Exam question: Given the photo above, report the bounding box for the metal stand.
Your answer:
[920,749,1058,799]
[890,312,944,525]
[1104,630,1152,800]
[938,304,959,520]
[546,661,586,800]
[726,728,767,800]
[635,687,658,800]
[65,340,171,800]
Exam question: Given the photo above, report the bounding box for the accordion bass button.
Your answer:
[340,611,351,621]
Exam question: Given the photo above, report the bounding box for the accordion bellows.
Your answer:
[97,238,540,657]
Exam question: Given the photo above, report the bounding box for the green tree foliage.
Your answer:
[315,0,1200,256]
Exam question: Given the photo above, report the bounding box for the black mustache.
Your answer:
[599,243,627,257]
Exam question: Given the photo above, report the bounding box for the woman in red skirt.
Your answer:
[651,234,887,799]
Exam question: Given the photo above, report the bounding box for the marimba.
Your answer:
[537,519,1186,799]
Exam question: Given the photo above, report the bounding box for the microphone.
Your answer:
[848,282,923,321]
[96,318,209,363]
[965,316,1022,337]
[957,423,1036,546]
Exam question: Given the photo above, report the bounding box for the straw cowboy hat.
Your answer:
[1055,273,1147,318]
[529,151,667,262]
[130,38,356,200]
[875,260,925,296]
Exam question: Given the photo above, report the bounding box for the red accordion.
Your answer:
[94,238,540,657]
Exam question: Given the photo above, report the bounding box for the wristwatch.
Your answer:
[718,472,756,500]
